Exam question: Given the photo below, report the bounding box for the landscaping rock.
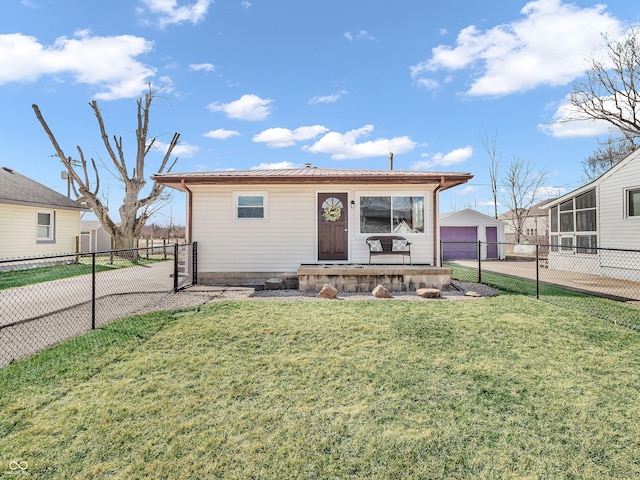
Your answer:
[417,288,441,298]
[317,284,339,299]
[264,277,284,290]
[372,284,391,298]
[465,291,482,297]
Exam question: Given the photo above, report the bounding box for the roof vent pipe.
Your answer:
[305,163,312,168]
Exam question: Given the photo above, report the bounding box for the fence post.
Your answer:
[478,241,482,284]
[173,243,179,293]
[91,252,96,330]
[536,243,540,299]
[192,241,198,285]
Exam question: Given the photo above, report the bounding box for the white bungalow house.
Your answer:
[153,168,473,290]
[439,208,506,260]
[0,166,90,259]
[544,148,640,281]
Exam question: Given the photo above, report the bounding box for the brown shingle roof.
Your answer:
[153,168,473,191]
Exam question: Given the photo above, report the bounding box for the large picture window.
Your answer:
[360,196,425,234]
[37,210,54,241]
[235,193,266,219]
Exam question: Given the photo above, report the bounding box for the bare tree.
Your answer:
[567,26,640,141]
[581,135,636,181]
[32,88,180,250]
[479,128,501,218]
[501,157,549,243]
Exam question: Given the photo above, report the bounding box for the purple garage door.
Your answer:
[486,226,498,259]
[441,226,478,260]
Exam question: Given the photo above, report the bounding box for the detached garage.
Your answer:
[440,209,506,261]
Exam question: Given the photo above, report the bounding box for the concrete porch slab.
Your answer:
[297,264,451,293]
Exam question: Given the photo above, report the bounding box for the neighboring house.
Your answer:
[544,148,640,280]
[439,208,506,260]
[498,198,555,243]
[0,166,89,259]
[153,168,473,284]
[80,220,112,252]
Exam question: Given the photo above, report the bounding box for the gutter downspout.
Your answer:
[433,176,444,266]
[181,179,193,243]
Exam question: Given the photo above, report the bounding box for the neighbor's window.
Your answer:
[359,196,425,234]
[560,236,574,251]
[235,194,266,219]
[575,189,596,232]
[576,235,597,254]
[550,205,558,233]
[559,200,574,232]
[628,188,640,217]
[550,234,559,252]
[37,211,54,241]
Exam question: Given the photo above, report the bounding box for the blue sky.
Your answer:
[1,0,639,226]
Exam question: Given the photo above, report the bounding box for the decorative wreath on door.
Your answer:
[322,197,343,222]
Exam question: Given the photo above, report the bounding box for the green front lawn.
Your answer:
[1,297,639,478]
[447,263,640,329]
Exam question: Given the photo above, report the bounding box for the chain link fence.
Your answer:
[0,243,196,367]
[442,241,640,329]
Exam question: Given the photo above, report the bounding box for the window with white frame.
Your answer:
[549,189,598,254]
[359,195,425,234]
[235,193,266,219]
[627,187,640,217]
[37,210,54,241]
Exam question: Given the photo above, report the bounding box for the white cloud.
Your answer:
[411,0,623,96]
[152,139,199,158]
[309,90,347,104]
[415,78,440,91]
[241,1,252,10]
[190,63,215,72]
[0,31,155,100]
[250,161,300,170]
[207,94,273,121]
[252,126,329,148]
[535,186,566,199]
[344,31,375,42]
[139,0,213,28]
[458,185,481,195]
[305,125,416,160]
[411,146,473,170]
[203,128,240,139]
[539,95,619,138]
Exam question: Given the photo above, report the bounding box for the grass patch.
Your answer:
[448,263,640,329]
[0,256,167,290]
[1,298,640,478]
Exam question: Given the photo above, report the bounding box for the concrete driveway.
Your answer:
[0,261,178,366]
[450,259,640,302]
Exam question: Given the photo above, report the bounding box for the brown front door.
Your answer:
[318,193,348,261]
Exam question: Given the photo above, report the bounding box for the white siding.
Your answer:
[191,183,436,273]
[598,157,640,250]
[0,204,81,259]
